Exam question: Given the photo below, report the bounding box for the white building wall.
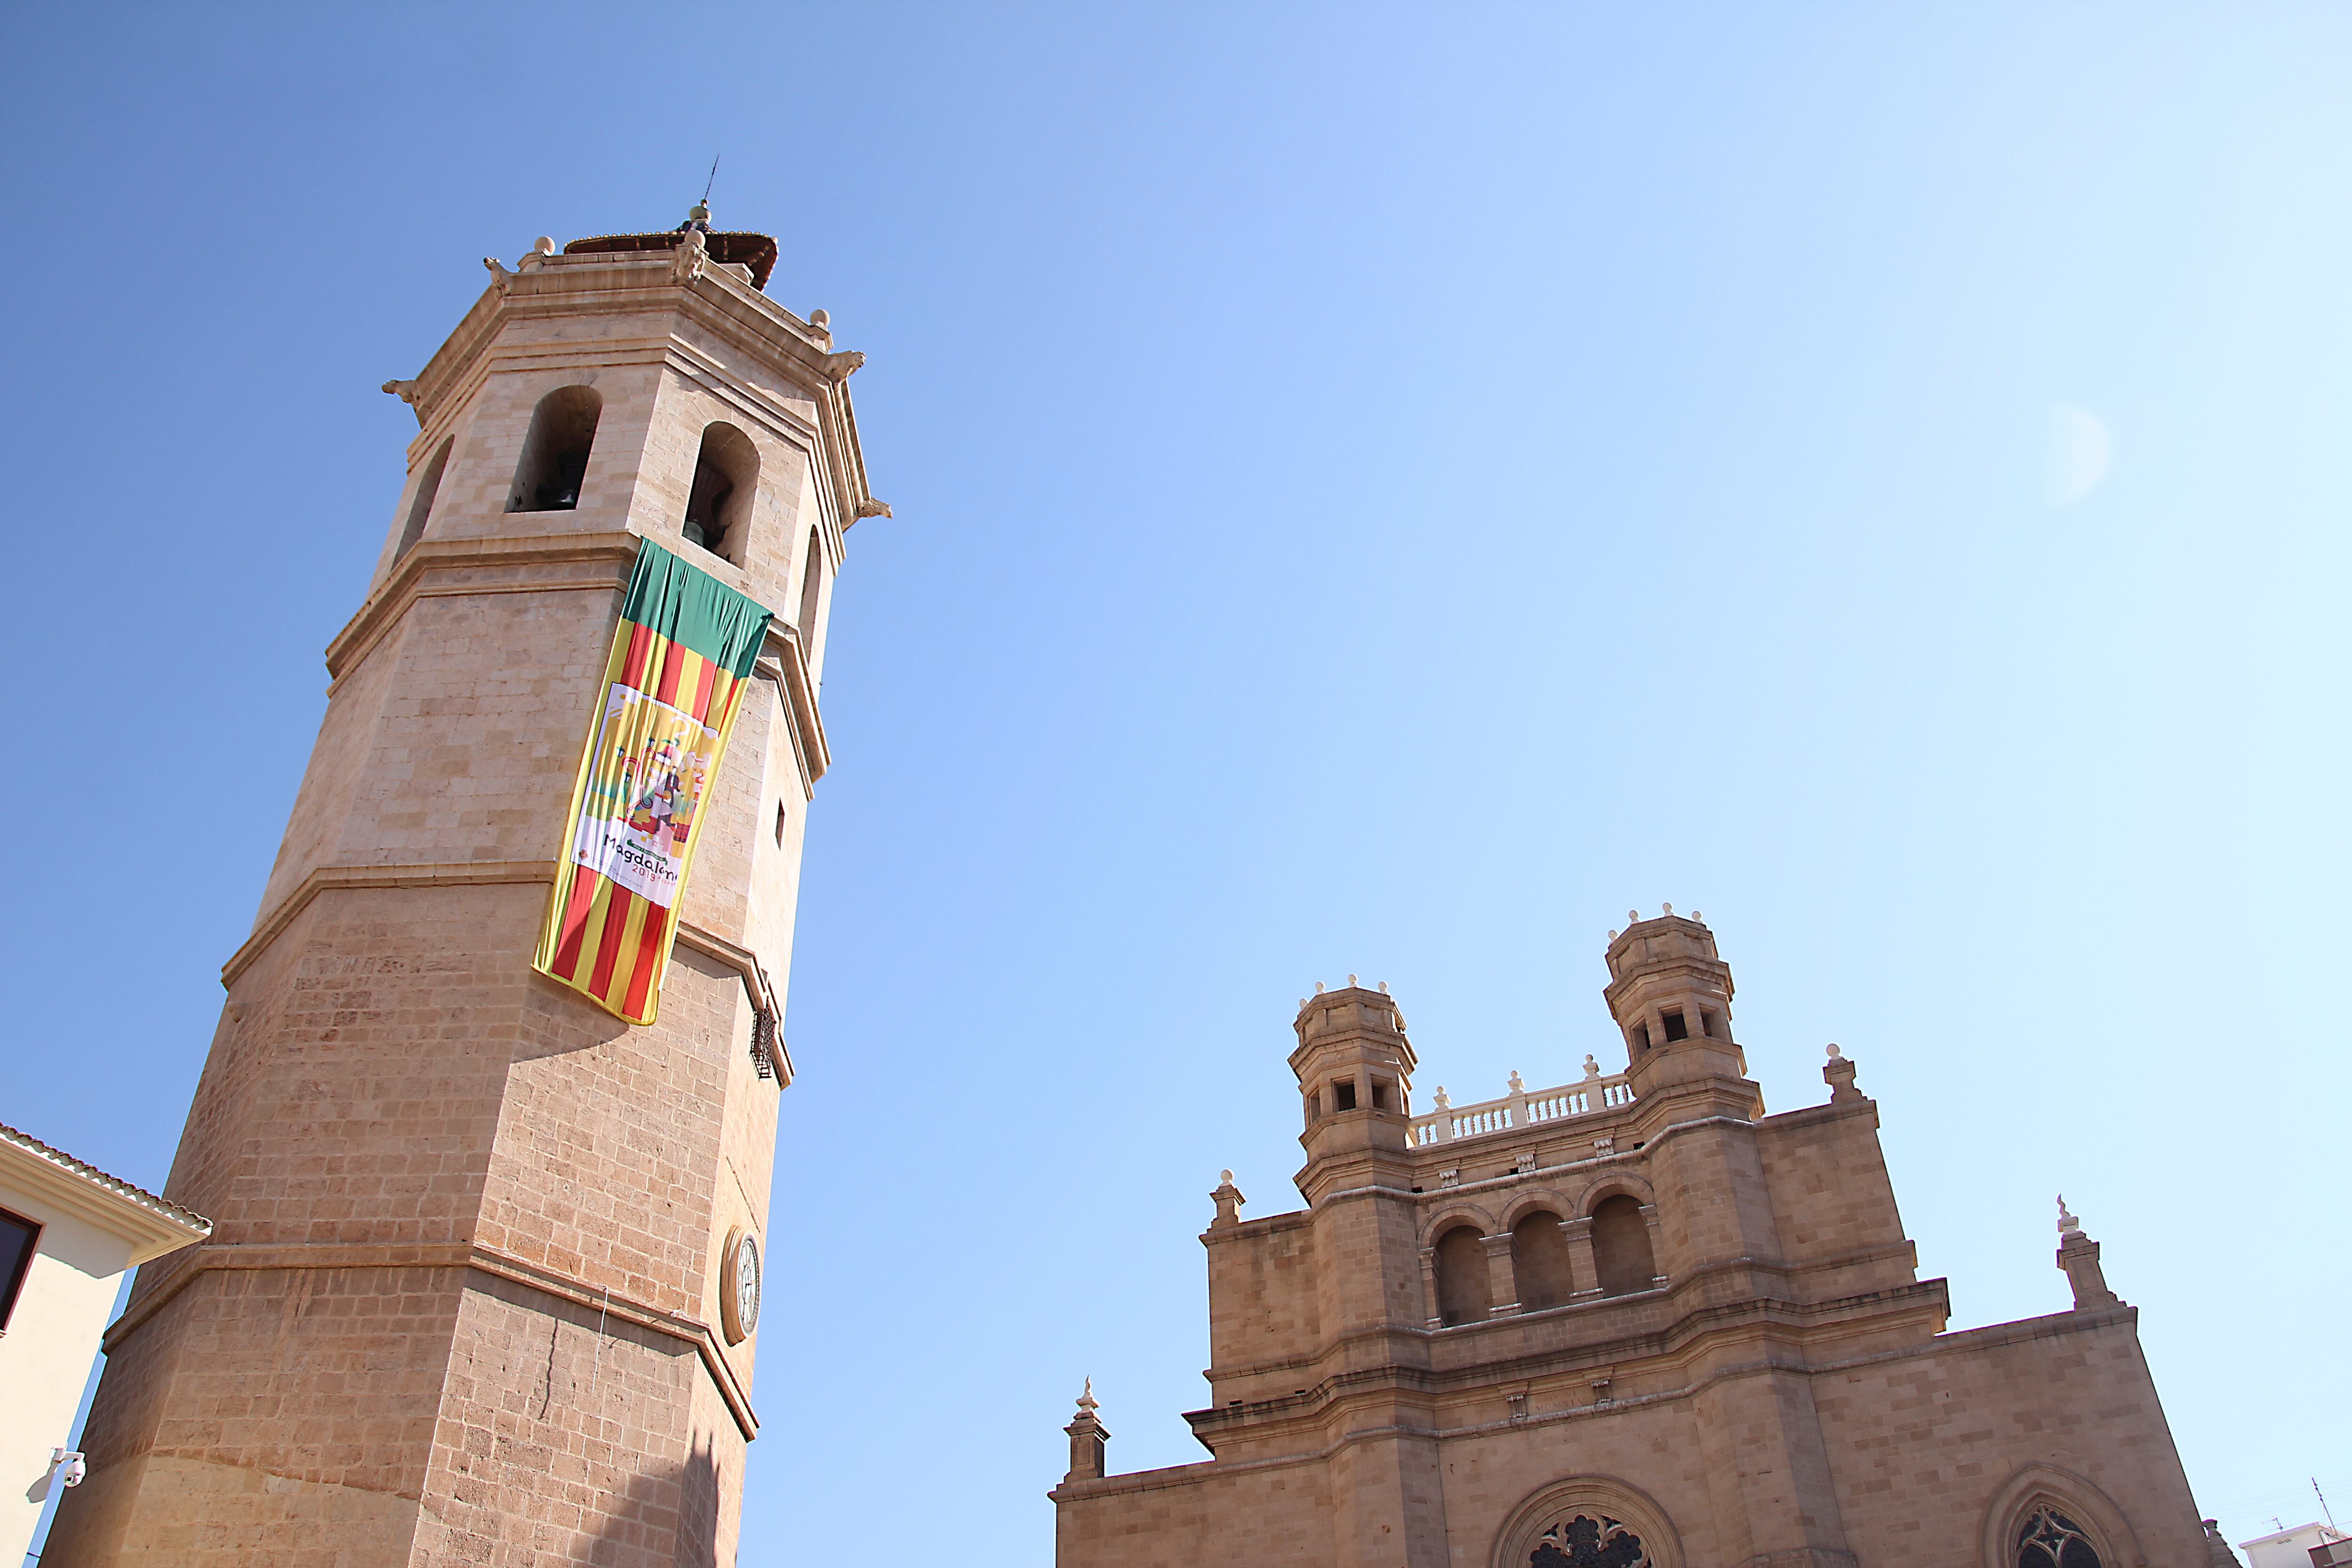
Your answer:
[0,1190,137,1565]
[2241,1522,2350,1568]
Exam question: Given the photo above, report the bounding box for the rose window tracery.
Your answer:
[1528,1513,1650,1568]
[2016,1506,2104,1568]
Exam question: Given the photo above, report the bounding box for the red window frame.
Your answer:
[0,1204,42,1331]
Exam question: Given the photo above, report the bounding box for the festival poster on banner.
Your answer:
[534,541,773,1024]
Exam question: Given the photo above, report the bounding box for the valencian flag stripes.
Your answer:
[534,541,774,1024]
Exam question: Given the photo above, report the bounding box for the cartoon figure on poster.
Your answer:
[570,684,722,908]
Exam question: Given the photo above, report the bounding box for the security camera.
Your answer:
[51,1449,86,1488]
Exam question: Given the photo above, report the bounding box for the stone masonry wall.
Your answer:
[1755,1103,1922,1303]
[1816,1310,2208,1568]
[1056,1454,1335,1568]
[1205,1214,1319,1390]
[1059,1309,2208,1568]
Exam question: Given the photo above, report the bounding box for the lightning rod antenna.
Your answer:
[702,155,721,207]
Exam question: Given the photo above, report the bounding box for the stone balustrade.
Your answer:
[1410,1059,1636,1146]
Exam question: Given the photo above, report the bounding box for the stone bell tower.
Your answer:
[46,212,886,1567]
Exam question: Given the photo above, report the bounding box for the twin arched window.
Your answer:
[499,393,774,566]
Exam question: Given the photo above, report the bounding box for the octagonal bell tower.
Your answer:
[48,214,888,1568]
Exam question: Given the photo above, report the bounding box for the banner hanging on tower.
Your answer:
[535,540,773,1025]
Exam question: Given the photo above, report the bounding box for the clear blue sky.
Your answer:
[5,5,2347,1561]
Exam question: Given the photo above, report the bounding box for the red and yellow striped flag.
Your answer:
[534,541,773,1024]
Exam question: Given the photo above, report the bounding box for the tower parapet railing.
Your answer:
[1410,1058,1634,1146]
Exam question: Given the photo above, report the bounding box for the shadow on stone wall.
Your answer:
[582,1433,720,1568]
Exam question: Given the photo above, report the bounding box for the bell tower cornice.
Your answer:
[384,234,887,538]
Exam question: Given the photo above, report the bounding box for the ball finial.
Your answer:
[1661,901,1673,916]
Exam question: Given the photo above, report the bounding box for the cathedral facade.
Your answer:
[46,215,881,1566]
[1052,914,2225,1568]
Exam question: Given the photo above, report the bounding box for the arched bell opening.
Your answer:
[507,384,602,513]
[396,436,453,561]
[683,421,758,559]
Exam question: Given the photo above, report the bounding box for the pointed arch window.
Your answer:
[2016,1508,2103,1568]
[1528,1513,1649,1567]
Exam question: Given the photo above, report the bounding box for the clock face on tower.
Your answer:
[721,1227,762,1345]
